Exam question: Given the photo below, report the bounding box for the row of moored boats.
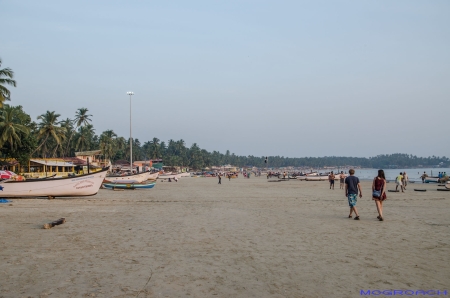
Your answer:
[0,170,192,198]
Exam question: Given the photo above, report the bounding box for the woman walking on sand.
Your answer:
[372,169,387,221]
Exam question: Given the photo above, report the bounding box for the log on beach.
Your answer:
[43,218,66,229]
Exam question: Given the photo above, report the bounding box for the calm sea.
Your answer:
[327,168,450,182]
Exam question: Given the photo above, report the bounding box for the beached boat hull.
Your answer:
[148,172,159,180]
[425,177,439,183]
[0,169,107,198]
[158,174,181,180]
[179,172,191,177]
[103,182,156,190]
[305,176,328,181]
[446,182,450,190]
[105,172,150,183]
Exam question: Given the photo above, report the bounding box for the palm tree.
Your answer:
[159,141,166,159]
[0,58,17,108]
[0,105,30,150]
[74,124,95,152]
[73,108,92,127]
[60,117,75,156]
[33,111,66,157]
[150,137,160,159]
[65,108,93,154]
[99,129,117,162]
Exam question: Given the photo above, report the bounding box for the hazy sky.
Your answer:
[2,0,449,158]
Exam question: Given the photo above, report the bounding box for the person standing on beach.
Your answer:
[372,169,387,221]
[339,171,345,189]
[345,169,362,220]
[218,174,221,184]
[328,171,335,190]
[395,172,404,192]
[421,171,428,183]
[403,172,408,189]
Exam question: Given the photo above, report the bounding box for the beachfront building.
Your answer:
[151,159,164,170]
[1,149,109,178]
[75,150,110,168]
[26,159,76,178]
[133,160,153,173]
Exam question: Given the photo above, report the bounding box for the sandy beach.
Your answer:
[0,176,449,297]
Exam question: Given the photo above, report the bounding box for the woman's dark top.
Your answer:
[373,177,387,200]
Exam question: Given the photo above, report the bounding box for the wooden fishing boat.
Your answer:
[158,173,181,180]
[179,172,191,177]
[103,181,156,190]
[0,168,108,198]
[305,176,328,181]
[105,171,150,183]
[334,174,347,180]
[296,176,307,181]
[446,182,450,190]
[424,177,439,183]
[148,172,159,180]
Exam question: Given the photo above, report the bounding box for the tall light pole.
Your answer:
[127,91,134,172]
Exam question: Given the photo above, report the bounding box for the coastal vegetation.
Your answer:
[0,59,448,170]
[0,103,448,170]
[0,58,17,108]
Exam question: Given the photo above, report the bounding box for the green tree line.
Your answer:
[0,104,448,170]
[1,58,448,170]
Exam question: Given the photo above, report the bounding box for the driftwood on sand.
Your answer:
[43,218,66,229]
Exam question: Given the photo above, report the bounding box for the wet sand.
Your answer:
[0,176,449,297]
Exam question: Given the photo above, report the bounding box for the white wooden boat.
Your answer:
[105,171,150,183]
[305,176,328,181]
[158,173,181,180]
[179,172,191,177]
[446,181,450,190]
[424,177,439,183]
[334,174,347,180]
[296,176,307,180]
[0,169,107,198]
[148,172,159,180]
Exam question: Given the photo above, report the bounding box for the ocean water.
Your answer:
[328,168,450,182]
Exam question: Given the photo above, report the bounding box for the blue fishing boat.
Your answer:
[103,181,156,190]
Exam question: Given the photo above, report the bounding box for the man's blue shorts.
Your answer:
[348,194,357,207]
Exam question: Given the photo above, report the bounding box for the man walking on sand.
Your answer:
[339,171,346,189]
[345,169,362,220]
[329,171,335,190]
[218,173,222,184]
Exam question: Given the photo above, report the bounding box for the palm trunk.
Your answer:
[32,135,49,156]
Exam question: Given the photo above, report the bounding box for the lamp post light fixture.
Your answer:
[127,91,134,172]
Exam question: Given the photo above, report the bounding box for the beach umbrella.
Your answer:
[0,170,16,179]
